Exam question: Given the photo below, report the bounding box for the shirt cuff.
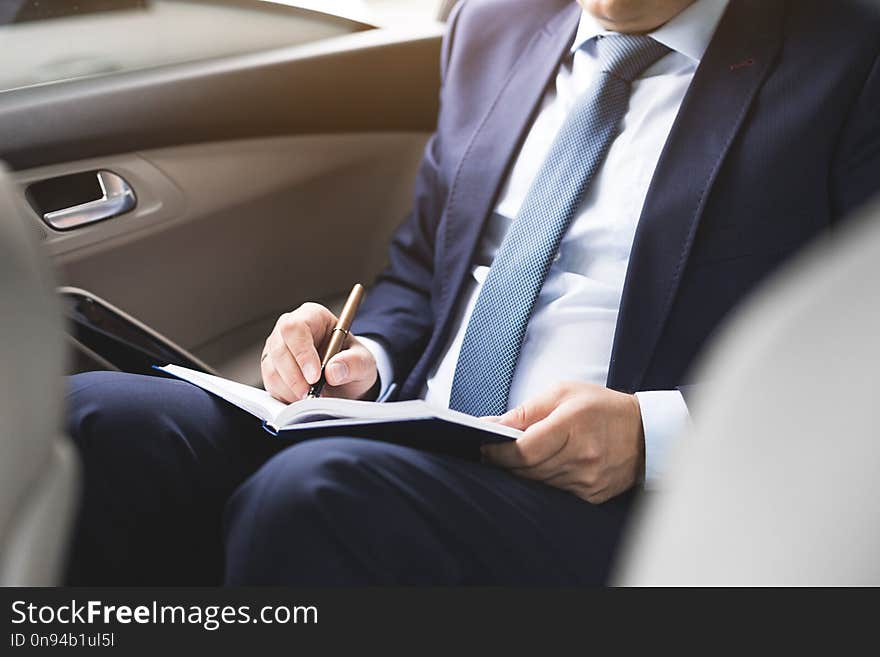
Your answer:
[357,336,395,401]
[634,390,691,490]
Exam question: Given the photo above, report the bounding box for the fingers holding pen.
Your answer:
[261,304,336,401]
[260,343,299,403]
[260,290,373,401]
[278,303,336,385]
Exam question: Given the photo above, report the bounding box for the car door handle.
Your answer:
[42,171,136,230]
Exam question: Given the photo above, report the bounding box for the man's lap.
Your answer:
[66,371,278,583]
[66,371,633,585]
[225,437,634,585]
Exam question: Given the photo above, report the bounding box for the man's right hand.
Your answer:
[261,303,379,403]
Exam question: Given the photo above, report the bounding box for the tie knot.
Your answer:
[594,34,671,83]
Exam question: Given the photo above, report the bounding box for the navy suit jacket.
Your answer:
[352,0,880,401]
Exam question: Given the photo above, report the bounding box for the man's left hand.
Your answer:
[482,382,645,504]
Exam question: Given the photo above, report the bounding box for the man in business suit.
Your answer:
[67,0,880,585]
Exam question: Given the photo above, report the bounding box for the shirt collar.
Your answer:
[570,0,730,64]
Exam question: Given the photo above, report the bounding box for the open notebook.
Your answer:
[157,365,521,453]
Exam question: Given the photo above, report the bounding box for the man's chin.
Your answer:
[591,12,663,34]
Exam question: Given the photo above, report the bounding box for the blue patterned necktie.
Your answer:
[448,34,671,417]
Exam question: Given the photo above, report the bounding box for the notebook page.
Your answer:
[275,398,432,428]
[433,406,523,440]
[276,398,522,439]
[159,365,286,422]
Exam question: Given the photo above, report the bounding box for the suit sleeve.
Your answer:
[350,2,465,383]
[831,47,880,221]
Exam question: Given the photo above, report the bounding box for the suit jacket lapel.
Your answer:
[607,0,785,392]
[437,3,581,330]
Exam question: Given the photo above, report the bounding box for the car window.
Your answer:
[0,0,373,93]
[288,1,444,27]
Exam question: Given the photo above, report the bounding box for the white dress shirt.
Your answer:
[362,0,729,488]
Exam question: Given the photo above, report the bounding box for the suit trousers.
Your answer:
[65,371,635,585]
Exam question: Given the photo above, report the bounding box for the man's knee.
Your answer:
[224,438,421,584]
[227,438,398,521]
[65,371,252,585]
[68,372,143,447]
[67,371,198,460]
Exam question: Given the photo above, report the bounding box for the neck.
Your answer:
[578,0,698,34]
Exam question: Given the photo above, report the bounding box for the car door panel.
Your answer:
[40,133,427,384]
[2,24,442,386]
[1,28,442,168]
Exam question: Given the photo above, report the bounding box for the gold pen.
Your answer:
[307,283,366,398]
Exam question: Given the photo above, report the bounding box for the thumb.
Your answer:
[324,345,376,387]
[496,389,559,431]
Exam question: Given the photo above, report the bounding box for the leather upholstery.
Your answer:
[617,199,880,585]
[0,165,79,585]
